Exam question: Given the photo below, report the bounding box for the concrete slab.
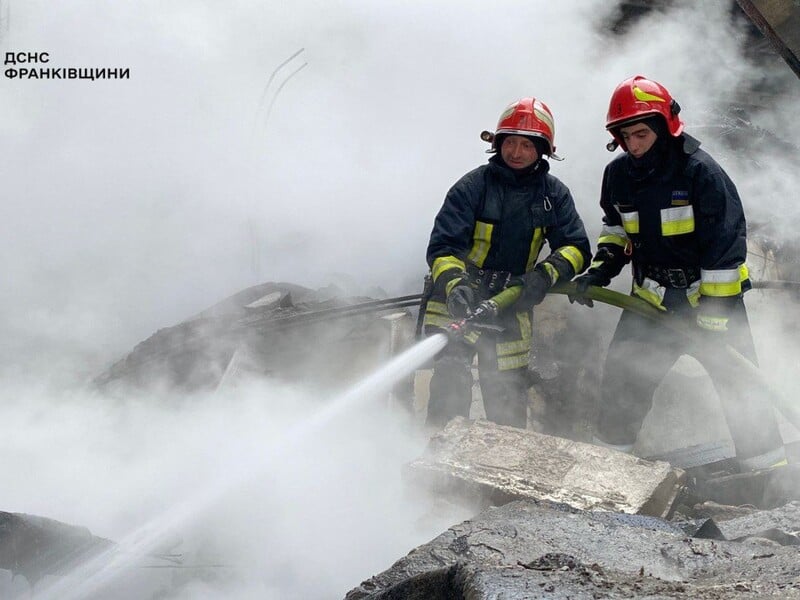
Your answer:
[405,417,684,518]
[345,499,800,599]
[715,500,800,544]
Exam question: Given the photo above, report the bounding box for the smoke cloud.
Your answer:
[1,0,799,597]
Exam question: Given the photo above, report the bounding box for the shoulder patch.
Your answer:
[671,190,689,205]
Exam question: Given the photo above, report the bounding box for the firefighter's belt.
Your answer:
[466,265,513,293]
[641,265,700,289]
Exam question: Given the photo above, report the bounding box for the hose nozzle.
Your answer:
[444,318,469,339]
[470,299,499,321]
[442,285,523,339]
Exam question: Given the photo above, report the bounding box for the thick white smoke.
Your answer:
[1,0,799,598]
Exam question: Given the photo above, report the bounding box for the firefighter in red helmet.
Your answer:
[423,97,591,429]
[572,75,786,470]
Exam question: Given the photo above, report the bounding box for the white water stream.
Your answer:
[30,333,449,600]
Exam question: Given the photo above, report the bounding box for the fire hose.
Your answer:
[551,281,800,431]
[239,278,799,431]
[243,280,799,335]
[412,280,800,431]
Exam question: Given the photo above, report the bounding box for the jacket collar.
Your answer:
[488,154,549,185]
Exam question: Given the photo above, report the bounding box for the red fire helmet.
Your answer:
[606,75,684,151]
[482,97,560,159]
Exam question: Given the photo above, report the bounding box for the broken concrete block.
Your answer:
[405,417,684,517]
[0,511,113,586]
[715,500,800,545]
[345,498,800,599]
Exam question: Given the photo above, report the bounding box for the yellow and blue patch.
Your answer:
[671,190,689,206]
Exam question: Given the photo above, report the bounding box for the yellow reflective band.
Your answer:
[620,211,639,234]
[445,278,463,295]
[498,354,530,371]
[700,281,742,297]
[423,313,454,328]
[423,300,452,328]
[557,245,585,273]
[602,224,627,237]
[589,260,605,270]
[425,300,449,316]
[517,310,532,341]
[632,277,668,311]
[431,256,465,282]
[517,310,533,354]
[599,224,628,247]
[697,315,729,332]
[497,339,530,357]
[661,220,695,236]
[525,227,545,272]
[740,263,750,282]
[496,309,532,363]
[739,447,787,470]
[467,221,494,267]
[633,85,665,103]
[598,234,628,248]
[686,280,701,307]
[700,267,742,297]
[464,331,480,345]
[542,262,559,283]
[660,205,695,236]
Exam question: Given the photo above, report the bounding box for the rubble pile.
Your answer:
[2,274,799,598]
[347,419,800,599]
[345,498,800,599]
[93,282,417,396]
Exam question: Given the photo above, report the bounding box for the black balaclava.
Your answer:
[614,115,672,181]
[494,134,549,178]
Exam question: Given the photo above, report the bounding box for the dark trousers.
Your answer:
[426,339,529,428]
[425,309,531,429]
[595,292,783,461]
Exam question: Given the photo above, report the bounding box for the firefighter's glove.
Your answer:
[446,283,476,319]
[519,268,552,309]
[568,271,611,308]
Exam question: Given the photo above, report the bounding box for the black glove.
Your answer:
[568,271,611,307]
[446,283,476,318]
[519,268,551,308]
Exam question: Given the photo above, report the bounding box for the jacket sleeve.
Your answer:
[692,160,750,329]
[693,161,749,298]
[537,177,592,284]
[426,171,482,293]
[586,163,631,281]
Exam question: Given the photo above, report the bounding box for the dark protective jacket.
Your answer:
[426,155,591,295]
[589,135,750,315]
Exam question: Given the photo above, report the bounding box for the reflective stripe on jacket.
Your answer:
[426,155,591,287]
[590,135,749,310]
